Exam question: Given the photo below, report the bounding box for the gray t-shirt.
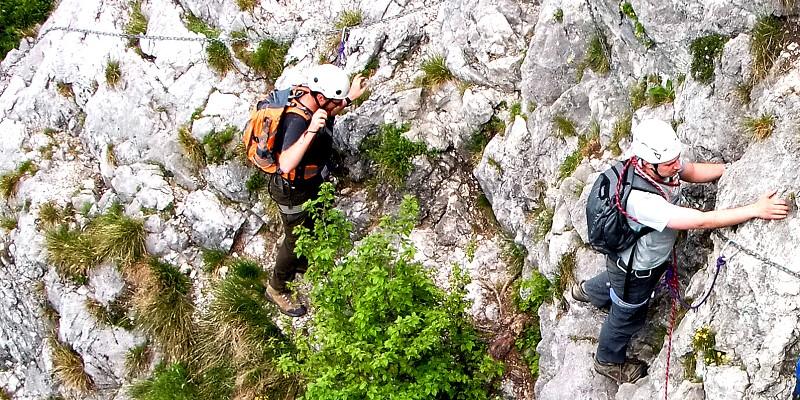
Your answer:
[617,180,683,271]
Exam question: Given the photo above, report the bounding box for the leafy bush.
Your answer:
[0,0,55,59]
[743,113,775,140]
[50,338,94,393]
[133,259,195,362]
[282,184,503,399]
[130,363,197,400]
[418,54,455,88]
[646,76,675,107]
[106,60,122,88]
[515,272,553,313]
[361,123,429,185]
[248,39,290,82]
[751,15,786,82]
[689,34,728,84]
[1,160,37,199]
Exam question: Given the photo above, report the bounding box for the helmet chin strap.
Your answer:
[640,159,678,183]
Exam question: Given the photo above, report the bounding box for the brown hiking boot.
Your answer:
[594,357,648,383]
[265,284,307,317]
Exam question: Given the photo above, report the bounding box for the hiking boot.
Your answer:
[265,284,307,317]
[571,280,592,303]
[593,357,648,384]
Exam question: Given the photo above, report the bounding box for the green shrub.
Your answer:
[553,114,577,137]
[177,126,206,167]
[133,259,195,362]
[515,272,553,313]
[743,113,775,140]
[418,54,455,88]
[50,338,94,393]
[1,160,37,199]
[646,77,675,107]
[125,1,148,48]
[361,123,429,185]
[202,125,236,164]
[249,39,290,82]
[106,60,122,88]
[88,205,146,267]
[553,8,564,23]
[283,184,503,399]
[689,34,728,84]
[0,0,55,59]
[334,9,363,29]
[194,259,299,399]
[578,33,610,80]
[751,15,786,82]
[130,363,197,400]
[126,342,151,377]
[509,101,525,120]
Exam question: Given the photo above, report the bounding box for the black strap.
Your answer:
[620,244,637,303]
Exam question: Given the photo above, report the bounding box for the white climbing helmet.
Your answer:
[306,64,350,100]
[631,118,682,164]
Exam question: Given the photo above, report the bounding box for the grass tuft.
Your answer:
[418,54,455,89]
[125,1,148,49]
[45,226,96,284]
[0,215,17,231]
[248,39,290,82]
[133,258,195,362]
[578,33,610,80]
[335,9,363,29]
[1,160,37,199]
[245,172,268,193]
[129,362,197,400]
[50,338,94,393]
[206,40,234,76]
[361,123,430,186]
[177,126,206,167]
[553,8,564,23]
[106,60,122,88]
[558,150,581,181]
[201,248,228,273]
[751,15,786,82]
[85,297,134,329]
[552,250,576,302]
[553,114,577,137]
[689,34,728,84]
[742,113,775,141]
[236,0,259,11]
[126,342,151,377]
[88,205,146,267]
[202,126,237,164]
[534,207,554,241]
[610,112,632,156]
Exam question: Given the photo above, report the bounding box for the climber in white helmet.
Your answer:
[573,118,789,383]
[262,64,368,317]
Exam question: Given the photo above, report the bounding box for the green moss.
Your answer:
[185,12,219,38]
[202,125,237,164]
[106,60,122,88]
[553,114,577,137]
[361,123,429,185]
[735,82,753,104]
[466,115,504,160]
[248,39,290,82]
[509,102,525,121]
[553,8,564,23]
[690,34,728,84]
[335,9,363,29]
[743,113,775,141]
[418,54,455,88]
[751,15,786,82]
[0,0,55,60]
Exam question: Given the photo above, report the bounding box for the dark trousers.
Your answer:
[266,174,321,293]
[583,256,667,364]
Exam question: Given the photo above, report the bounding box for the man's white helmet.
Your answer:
[631,118,682,164]
[306,64,350,100]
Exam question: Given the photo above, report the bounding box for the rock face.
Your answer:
[1,0,800,399]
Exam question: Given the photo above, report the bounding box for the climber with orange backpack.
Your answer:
[242,63,368,317]
[575,118,789,383]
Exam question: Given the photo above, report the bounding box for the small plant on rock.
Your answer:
[691,325,729,365]
[50,338,94,393]
[88,204,146,267]
[689,33,728,84]
[553,8,564,23]
[418,54,455,89]
[751,15,786,82]
[248,39,290,82]
[0,0,55,59]
[129,363,197,400]
[534,206,555,241]
[45,226,96,284]
[125,1,148,49]
[558,149,582,181]
[610,112,632,156]
[1,160,37,199]
[334,9,363,29]
[361,123,430,186]
[177,126,206,167]
[553,114,577,137]
[0,214,17,231]
[205,39,234,75]
[202,125,237,164]
[201,248,228,273]
[578,33,610,80]
[743,113,776,141]
[106,60,122,88]
[646,76,675,107]
[126,342,151,377]
[236,0,259,11]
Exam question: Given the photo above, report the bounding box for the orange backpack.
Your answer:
[242,87,320,181]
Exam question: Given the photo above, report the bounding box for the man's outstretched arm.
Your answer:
[680,162,726,183]
[666,190,789,230]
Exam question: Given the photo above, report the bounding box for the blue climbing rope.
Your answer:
[334,28,349,67]
[793,357,800,400]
